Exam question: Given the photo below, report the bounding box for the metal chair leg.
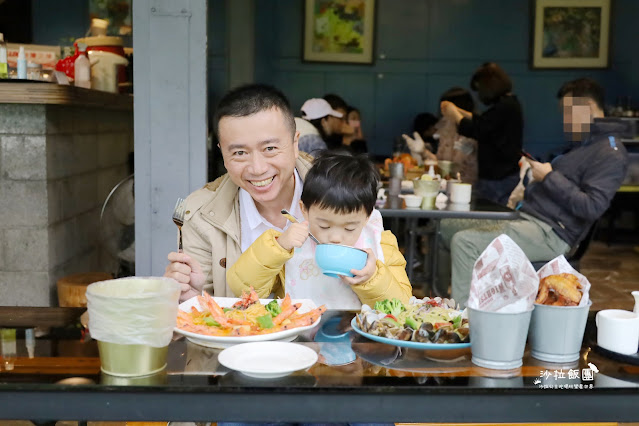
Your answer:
[406,218,417,284]
[431,220,447,297]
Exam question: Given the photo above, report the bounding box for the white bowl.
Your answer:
[401,194,422,208]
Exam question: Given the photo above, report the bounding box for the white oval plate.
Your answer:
[218,341,318,378]
[174,296,321,348]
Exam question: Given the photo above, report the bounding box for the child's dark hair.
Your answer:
[301,152,378,215]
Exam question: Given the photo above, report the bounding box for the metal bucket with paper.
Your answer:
[86,277,180,377]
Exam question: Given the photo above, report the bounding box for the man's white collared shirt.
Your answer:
[239,169,304,252]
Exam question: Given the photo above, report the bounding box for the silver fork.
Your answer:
[172,197,186,252]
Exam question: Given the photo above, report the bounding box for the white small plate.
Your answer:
[218,341,318,378]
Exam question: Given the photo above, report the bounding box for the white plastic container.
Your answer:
[74,43,91,88]
[26,62,42,81]
[87,50,128,93]
[91,18,109,36]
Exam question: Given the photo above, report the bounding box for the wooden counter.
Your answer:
[0,81,132,111]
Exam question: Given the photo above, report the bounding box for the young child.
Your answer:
[227,152,412,310]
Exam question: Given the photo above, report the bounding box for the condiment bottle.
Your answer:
[0,33,8,79]
[74,42,91,89]
[1,328,16,371]
[17,46,26,79]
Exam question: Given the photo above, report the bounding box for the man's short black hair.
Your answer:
[213,84,296,139]
[470,62,512,105]
[301,151,378,215]
[557,77,605,111]
[323,93,348,111]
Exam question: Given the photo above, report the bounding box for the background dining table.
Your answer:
[377,196,520,295]
[0,306,638,424]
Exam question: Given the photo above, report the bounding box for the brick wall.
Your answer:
[0,104,133,306]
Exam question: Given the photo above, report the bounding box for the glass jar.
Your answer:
[26,62,42,81]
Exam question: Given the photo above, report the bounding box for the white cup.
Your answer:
[449,182,472,204]
[444,179,460,196]
[596,309,639,355]
[448,202,470,212]
[401,194,422,209]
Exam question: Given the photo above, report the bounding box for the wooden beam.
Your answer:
[0,83,133,110]
[0,307,84,328]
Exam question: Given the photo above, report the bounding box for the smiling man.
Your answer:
[164,84,314,300]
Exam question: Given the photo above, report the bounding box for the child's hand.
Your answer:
[277,221,309,251]
[341,248,377,286]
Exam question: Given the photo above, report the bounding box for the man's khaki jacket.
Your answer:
[181,153,314,296]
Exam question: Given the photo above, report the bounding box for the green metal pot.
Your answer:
[101,368,168,385]
[97,341,168,377]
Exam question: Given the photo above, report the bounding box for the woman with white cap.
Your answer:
[295,98,346,156]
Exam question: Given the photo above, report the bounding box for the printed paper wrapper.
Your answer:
[467,235,539,313]
[536,255,591,306]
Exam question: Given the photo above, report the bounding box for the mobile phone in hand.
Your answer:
[521,150,539,162]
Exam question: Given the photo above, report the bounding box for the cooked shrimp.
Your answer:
[273,303,302,325]
[199,293,232,327]
[280,294,292,311]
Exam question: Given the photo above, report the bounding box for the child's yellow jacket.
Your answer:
[227,229,412,306]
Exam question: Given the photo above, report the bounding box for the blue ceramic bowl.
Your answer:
[314,316,356,366]
[315,244,367,278]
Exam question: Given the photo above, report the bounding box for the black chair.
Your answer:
[531,220,599,272]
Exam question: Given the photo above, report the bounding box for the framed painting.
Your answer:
[531,0,611,69]
[303,0,376,64]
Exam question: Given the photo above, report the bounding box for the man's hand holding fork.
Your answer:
[165,197,206,301]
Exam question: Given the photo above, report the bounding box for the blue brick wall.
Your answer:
[31,0,639,160]
[253,0,639,159]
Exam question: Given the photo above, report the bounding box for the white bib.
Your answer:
[284,209,385,310]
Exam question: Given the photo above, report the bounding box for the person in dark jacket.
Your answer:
[438,78,628,308]
[441,62,523,205]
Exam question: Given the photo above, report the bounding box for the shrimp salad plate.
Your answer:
[175,290,325,348]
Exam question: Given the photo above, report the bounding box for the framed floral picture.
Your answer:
[531,0,611,69]
[303,0,376,64]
